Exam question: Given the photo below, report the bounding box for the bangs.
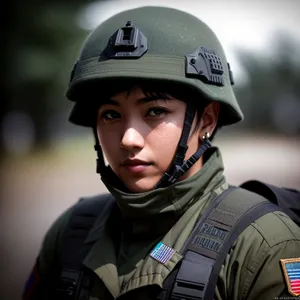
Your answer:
[103,79,210,108]
[100,79,212,134]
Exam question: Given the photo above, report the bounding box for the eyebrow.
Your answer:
[100,95,172,106]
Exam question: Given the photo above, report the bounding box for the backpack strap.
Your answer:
[54,193,115,300]
[163,187,281,300]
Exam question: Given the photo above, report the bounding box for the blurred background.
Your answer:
[1,0,300,299]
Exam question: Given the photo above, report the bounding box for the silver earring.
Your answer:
[202,132,210,140]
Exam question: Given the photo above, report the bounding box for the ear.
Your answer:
[198,102,220,139]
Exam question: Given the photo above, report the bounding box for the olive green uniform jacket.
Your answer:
[25,148,300,299]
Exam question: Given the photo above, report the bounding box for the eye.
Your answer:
[147,107,168,117]
[100,110,121,121]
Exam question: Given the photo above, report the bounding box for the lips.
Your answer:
[121,159,152,173]
[121,159,152,166]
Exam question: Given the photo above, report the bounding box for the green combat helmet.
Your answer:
[66,6,244,188]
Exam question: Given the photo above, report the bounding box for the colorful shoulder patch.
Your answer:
[150,242,176,264]
[280,258,300,296]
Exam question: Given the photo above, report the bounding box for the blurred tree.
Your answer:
[234,33,300,135]
[2,0,109,155]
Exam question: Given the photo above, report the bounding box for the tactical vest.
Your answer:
[54,181,300,300]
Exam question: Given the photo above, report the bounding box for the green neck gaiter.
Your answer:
[101,147,226,239]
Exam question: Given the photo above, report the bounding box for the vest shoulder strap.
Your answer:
[55,193,115,300]
[61,193,115,268]
[164,187,280,300]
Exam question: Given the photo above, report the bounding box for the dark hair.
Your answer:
[98,79,220,138]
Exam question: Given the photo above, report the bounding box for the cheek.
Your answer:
[186,134,200,158]
[97,127,119,163]
[186,119,201,158]
[149,122,182,165]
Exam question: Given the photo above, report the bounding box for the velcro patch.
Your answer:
[280,258,300,296]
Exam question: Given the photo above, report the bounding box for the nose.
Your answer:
[120,126,145,151]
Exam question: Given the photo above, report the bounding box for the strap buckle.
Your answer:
[171,279,205,300]
[54,268,93,300]
[55,269,79,299]
[170,255,212,300]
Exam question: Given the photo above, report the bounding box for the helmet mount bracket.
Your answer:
[186,47,225,86]
[105,21,148,58]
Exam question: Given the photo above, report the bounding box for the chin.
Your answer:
[124,178,157,193]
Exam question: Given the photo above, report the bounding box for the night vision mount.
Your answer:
[186,47,234,86]
[106,21,148,58]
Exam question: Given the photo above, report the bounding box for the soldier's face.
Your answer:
[96,86,203,193]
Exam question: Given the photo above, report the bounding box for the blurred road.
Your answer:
[1,134,299,300]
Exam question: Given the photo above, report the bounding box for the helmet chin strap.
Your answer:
[93,104,212,189]
[154,104,211,188]
[93,127,106,175]
[155,136,211,187]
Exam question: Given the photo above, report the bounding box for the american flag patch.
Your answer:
[150,242,176,264]
[280,258,300,296]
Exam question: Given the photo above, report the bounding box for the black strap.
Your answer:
[155,104,196,188]
[55,193,115,300]
[168,139,211,184]
[160,188,234,300]
[164,187,281,300]
[173,104,196,167]
[61,194,115,268]
[204,194,278,299]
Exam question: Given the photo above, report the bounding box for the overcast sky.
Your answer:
[78,0,300,84]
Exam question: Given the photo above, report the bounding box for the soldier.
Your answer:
[23,6,300,300]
